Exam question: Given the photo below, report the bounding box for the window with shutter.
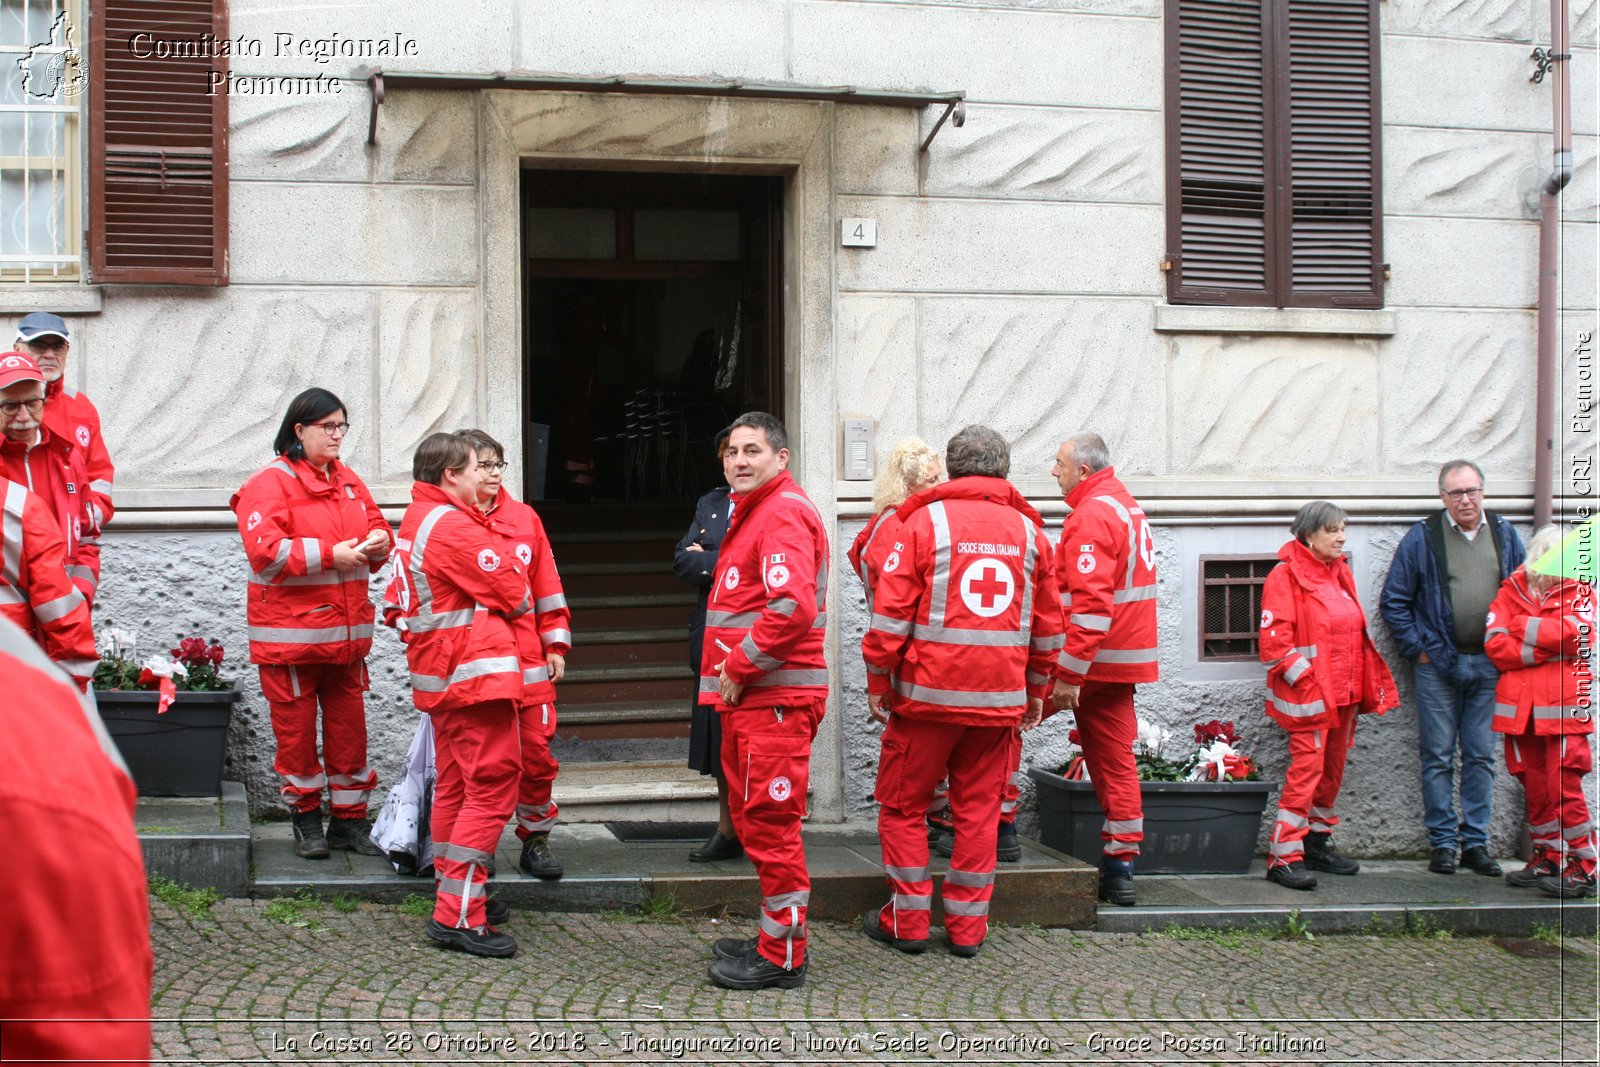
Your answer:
[1165,0,1382,308]
[88,0,227,284]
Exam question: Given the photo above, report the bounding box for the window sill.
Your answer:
[1153,304,1396,337]
[0,284,102,315]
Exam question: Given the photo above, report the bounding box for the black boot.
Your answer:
[1267,860,1318,890]
[292,808,329,859]
[707,948,806,990]
[1099,857,1136,906]
[1304,832,1360,875]
[996,819,1021,863]
[426,918,517,958]
[518,832,564,879]
[327,816,385,857]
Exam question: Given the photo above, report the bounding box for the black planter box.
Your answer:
[96,687,240,797]
[1028,767,1275,874]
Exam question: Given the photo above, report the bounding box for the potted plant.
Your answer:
[93,629,242,797]
[1028,718,1275,874]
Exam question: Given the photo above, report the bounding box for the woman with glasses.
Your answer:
[231,387,391,859]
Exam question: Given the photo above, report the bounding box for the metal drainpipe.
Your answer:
[1534,0,1573,528]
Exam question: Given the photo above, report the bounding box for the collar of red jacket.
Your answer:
[1279,537,1354,591]
[900,475,1044,527]
[411,479,490,527]
[728,467,796,514]
[284,455,354,495]
[1064,465,1118,510]
[0,421,68,459]
[43,377,64,402]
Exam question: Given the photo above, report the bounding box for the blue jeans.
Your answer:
[1413,653,1499,850]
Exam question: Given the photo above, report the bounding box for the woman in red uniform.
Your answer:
[1258,500,1397,890]
[1486,525,1597,898]
[232,387,391,859]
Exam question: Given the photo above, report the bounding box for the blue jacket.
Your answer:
[1378,510,1524,676]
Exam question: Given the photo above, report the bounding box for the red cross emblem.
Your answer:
[959,558,1015,618]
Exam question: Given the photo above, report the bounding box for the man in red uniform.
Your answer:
[861,425,1062,957]
[0,616,152,1066]
[700,412,829,991]
[1048,432,1158,906]
[457,427,572,879]
[0,351,99,604]
[386,432,532,958]
[16,312,114,575]
[0,472,96,687]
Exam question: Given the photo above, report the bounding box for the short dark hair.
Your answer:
[413,432,473,485]
[273,387,346,460]
[1291,500,1348,543]
[945,424,1010,479]
[455,427,504,461]
[728,411,788,452]
[1438,459,1484,491]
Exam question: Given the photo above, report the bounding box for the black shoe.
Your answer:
[712,936,757,961]
[425,918,517,958]
[1460,845,1503,877]
[518,832,564,879]
[947,933,984,958]
[1538,869,1598,899]
[1099,858,1136,906]
[689,830,744,863]
[927,805,954,849]
[291,808,330,859]
[1506,854,1562,888]
[1266,861,1318,891]
[1428,847,1457,874]
[933,830,955,858]
[707,949,806,990]
[327,816,385,857]
[485,897,510,926]
[862,909,928,954]
[1304,833,1360,876]
[996,821,1021,864]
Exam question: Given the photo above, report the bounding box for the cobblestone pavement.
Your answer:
[149,896,1598,1064]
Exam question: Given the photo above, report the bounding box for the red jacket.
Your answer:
[848,505,905,611]
[1485,567,1595,736]
[0,425,99,603]
[231,456,389,666]
[0,477,96,687]
[1259,538,1398,732]
[483,485,571,704]
[42,377,113,534]
[698,470,830,710]
[1053,467,1158,685]
[862,477,1063,725]
[385,482,533,712]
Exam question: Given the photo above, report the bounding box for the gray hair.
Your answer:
[945,424,1010,479]
[1291,500,1349,543]
[728,411,788,453]
[1061,431,1111,474]
[1438,459,1485,491]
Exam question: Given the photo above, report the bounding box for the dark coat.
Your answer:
[672,486,732,673]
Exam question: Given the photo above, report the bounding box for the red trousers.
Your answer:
[1506,732,1597,876]
[429,700,520,928]
[1073,680,1144,857]
[876,715,1014,948]
[515,701,561,838]
[721,701,822,971]
[259,661,376,818]
[1269,703,1358,867]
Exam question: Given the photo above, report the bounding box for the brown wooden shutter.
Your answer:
[89,0,228,284]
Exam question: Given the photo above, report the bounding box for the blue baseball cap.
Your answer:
[16,311,69,343]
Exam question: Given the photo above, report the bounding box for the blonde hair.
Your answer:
[1524,524,1565,593]
[872,436,941,513]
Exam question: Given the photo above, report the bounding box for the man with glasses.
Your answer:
[15,314,113,582]
[1381,460,1524,877]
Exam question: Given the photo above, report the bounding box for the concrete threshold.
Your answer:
[135,781,251,898]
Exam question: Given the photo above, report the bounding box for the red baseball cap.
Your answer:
[0,351,46,391]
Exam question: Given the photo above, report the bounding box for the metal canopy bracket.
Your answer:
[364,69,966,156]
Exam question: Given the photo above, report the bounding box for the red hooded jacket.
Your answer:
[0,423,98,603]
[483,485,571,704]
[42,376,114,533]
[847,504,905,612]
[1053,467,1158,685]
[0,477,96,686]
[1485,567,1595,736]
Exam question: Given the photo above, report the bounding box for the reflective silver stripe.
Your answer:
[268,459,298,479]
[289,665,301,698]
[942,899,990,916]
[1494,702,1518,720]
[0,586,24,605]
[283,772,326,789]
[328,770,372,786]
[1026,669,1049,686]
[86,501,104,529]
[442,842,493,865]
[32,589,84,623]
[760,669,829,686]
[329,789,367,805]
[741,633,783,672]
[260,539,293,581]
[1103,840,1140,856]
[883,865,929,882]
[411,655,521,692]
[1094,494,1140,592]
[90,478,113,495]
[0,483,20,586]
[409,505,455,615]
[1562,821,1594,840]
[812,611,828,629]
[769,597,799,616]
[1095,647,1158,664]
[1275,808,1309,828]
[1104,818,1142,835]
[58,657,97,676]
[912,622,1027,647]
[865,663,889,676]
[436,876,474,897]
[1031,632,1065,651]
[1070,613,1112,632]
[544,628,572,647]
[1016,512,1040,639]
[759,913,800,938]
[706,610,760,627]
[764,891,810,909]
[1057,651,1092,674]
[522,665,551,684]
[892,893,932,909]
[1532,705,1573,720]
[1309,805,1336,819]
[1485,626,1511,641]
[406,608,476,633]
[249,623,372,644]
[1268,838,1301,857]
[892,677,1024,708]
[1295,645,1317,658]
[1270,692,1326,717]
[857,509,897,606]
[508,591,532,619]
[926,500,952,626]
[1522,618,1541,666]
[534,593,567,613]
[870,613,913,636]
[248,569,344,587]
[943,867,995,888]
[517,802,557,831]
[1112,584,1156,604]
[1283,658,1311,686]
[302,537,323,575]
[65,564,95,581]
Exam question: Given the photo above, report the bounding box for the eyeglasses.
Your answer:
[24,338,66,353]
[308,421,350,436]
[477,460,510,473]
[0,396,44,416]
[1443,486,1483,501]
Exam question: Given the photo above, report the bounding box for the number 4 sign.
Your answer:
[841,217,877,248]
